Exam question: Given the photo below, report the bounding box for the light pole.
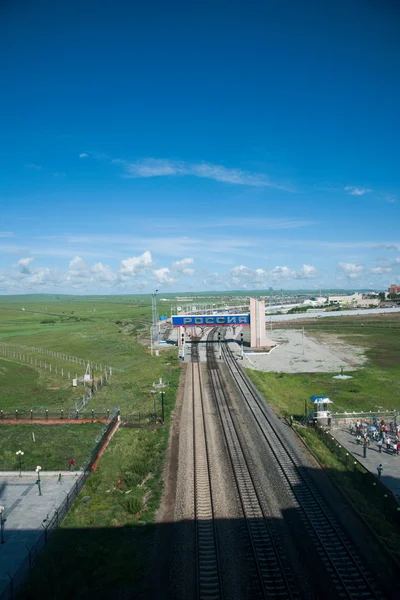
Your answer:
[0,506,5,544]
[151,289,159,353]
[35,466,42,496]
[16,450,24,477]
[160,390,165,424]
[150,390,157,422]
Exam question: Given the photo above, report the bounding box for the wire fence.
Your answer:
[0,346,113,392]
[0,343,114,375]
[0,415,119,600]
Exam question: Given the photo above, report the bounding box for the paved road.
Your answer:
[332,428,400,501]
[0,472,81,595]
[266,306,400,323]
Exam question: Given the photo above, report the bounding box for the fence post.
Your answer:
[61,410,64,420]
[91,409,94,421]
[15,409,18,420]
[0,410,3,420]
[107,409,110,420]
[30,410,33,420]
[45,409,48,421]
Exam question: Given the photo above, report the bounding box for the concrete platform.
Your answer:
[0,472,81,595]
[332,428,400,501]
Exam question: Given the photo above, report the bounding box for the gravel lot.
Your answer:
[236,328,366,373]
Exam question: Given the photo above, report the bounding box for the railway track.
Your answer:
[206,332,295,600]
[191,343,223,600]
[219,335,384,600]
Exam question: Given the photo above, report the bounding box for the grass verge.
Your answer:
[293,424,400,560]
[0,423,105,471]
[20,357,182,598]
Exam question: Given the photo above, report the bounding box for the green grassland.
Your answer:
[0,358,78,410]
[0,295,179,415]
[0,423,105,470]
[1,295,183,598]
[20,399,178,599]
[247,315,400,418]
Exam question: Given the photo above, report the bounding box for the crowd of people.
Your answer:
[350,418,400,457]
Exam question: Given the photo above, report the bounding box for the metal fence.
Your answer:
[0,408,114,421]
[0,415,119,600]
[0,408,163,425]
[330,410,398,430]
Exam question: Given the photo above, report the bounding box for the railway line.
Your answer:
[217,332,384,600]
[205,333,296,600]
[191,344,223,600]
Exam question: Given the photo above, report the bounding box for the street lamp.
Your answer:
[35,466,42,496]
[160,390,165,424]
[16,450,24,477]
[0,506,5,544]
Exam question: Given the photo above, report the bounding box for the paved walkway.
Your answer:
[0,472,80,596]
[332,428,400,501]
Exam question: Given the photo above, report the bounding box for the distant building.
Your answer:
[328,292,380,307]
[388,283,400,294]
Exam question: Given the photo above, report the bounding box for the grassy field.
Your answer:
[0,295,183,598]
[247,316,400,418]
[0,358,79,411]
[0,294,179,415]
[0,423,105,471]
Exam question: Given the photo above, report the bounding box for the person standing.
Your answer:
[69,457,75,471]
[363,439,367,458]
[397,441,400,456]
[377,464,383,479]
[377,438,383,453]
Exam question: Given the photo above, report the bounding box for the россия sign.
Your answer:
[172,314,250,327]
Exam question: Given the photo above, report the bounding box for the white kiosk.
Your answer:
[310,395,333,427]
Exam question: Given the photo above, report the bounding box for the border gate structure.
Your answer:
[172,297,274,349]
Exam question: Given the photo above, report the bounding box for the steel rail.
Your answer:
[206,331,295,600]
[191,343,223,600]
[221,340,383,600]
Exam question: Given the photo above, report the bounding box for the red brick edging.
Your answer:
[91,418,121,471]
[0,419,108,425]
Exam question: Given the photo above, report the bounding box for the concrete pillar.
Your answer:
[249,298,274,348]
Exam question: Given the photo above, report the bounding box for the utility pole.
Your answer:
[151,289,159,354]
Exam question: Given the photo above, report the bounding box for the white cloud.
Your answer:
[298,264,318,279]
[337,262,364,279]
[344,186,372,196]
[119,251,154,278]
[153,267,176,285]
[79,153,89,158]
[24,163,42,170]
[369,267,392,274]
[172,257,194,269]
[382,194,397,204]
[16,256,34,274]
[117,158,292,190]
[172,258,195,275]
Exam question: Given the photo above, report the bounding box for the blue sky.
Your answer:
[1,0,399,294]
